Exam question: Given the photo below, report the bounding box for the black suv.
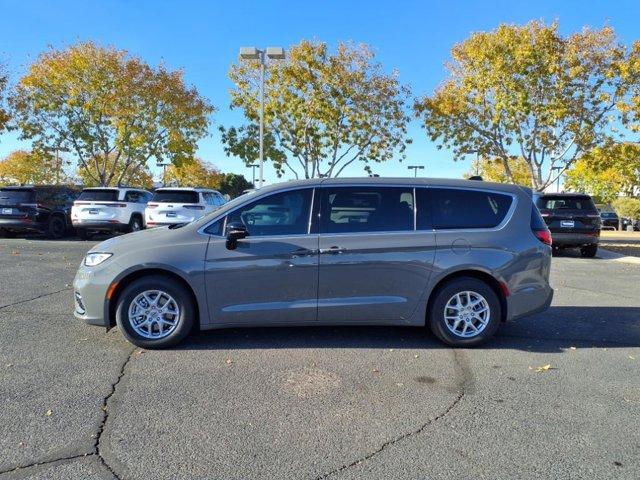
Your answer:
[533,193,601,257]
[0,185,80,239]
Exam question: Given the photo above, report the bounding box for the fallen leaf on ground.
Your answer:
[414,354,420,359]
[530,364,555,373]
[629,355,636,360]
[11,250,19,255]
[45,409,53,416]
[225,357,233,365]
[372,368,379,373]
[5,363,13,367]
[570,347,577,350]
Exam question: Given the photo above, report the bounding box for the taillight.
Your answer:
[147,203,159,209]
[534,229,552,246]
[183,205,205,210]
[539,209,551,217]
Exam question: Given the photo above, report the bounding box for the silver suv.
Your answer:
[73,178,553,348]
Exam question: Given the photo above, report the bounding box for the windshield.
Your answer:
[536,196,597,212]
[152,190,199,204]
[77,189,119,201]
[0,189,36,205]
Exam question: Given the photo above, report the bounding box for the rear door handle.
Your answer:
[319,246,346,255]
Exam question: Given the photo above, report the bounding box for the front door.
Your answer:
[317,186,436,324]
[204,188,319,326]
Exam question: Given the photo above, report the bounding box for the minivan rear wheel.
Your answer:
[115,275,194,348]
[428,277,501,347]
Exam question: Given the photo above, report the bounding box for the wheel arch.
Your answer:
[425,269,508,324]
[105,267,201,331]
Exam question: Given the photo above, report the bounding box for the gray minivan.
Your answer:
[73,178,553,348]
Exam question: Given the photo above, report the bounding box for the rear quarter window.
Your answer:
[430,188,513,229]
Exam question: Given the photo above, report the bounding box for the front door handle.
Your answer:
[319,246,346,255]
[291,248,316,258]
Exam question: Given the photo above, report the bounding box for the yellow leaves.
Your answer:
[0,150,67,185]
[165,158,221,189]
[529,364,555,373]
[45,409,53,416]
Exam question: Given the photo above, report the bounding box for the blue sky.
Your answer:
[1,0,639,184]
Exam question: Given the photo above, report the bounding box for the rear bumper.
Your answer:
[507,285,554,322]
[550,231,599,247]
[0,218,46,231]
[72,220,127,232]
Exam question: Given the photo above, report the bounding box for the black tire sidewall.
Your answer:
[115,276,194,348]
[428,277,502,347]
[47,216,66,239]
[581,245,598,257]
[128,216,142,233]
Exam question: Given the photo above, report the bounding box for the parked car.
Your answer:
[621,217,640,231]
[74,178,553,349]
[0,185,80,238]
[144,188,226,228]
[599,211,619,230]
[71,187,152,239]
[533,193,601,257]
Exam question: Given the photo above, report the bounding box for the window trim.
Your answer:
[199,186,317,239]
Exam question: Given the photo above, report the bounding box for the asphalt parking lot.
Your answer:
[0,237,639,479]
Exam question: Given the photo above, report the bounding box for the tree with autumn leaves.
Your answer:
[9,42,214,187]
[415,21,640,192]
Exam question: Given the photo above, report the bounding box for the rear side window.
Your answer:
[536,195,596,212]
[319,187,414,234]
[124,191,147,203]
[78,189,119,201]
[152,190,200,204]
[0,189,36,204]
[429,188,513,229]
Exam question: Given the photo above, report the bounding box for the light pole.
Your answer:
[239,46,285,189]
[157,161,170,186]
[248,163,259,186]
[407,165,425,177]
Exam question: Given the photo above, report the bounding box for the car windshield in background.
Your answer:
[537,196,596,212]
[152,190,199,204]
[0,189,36,204]
[601,212,617,218]
[77,189,119,202]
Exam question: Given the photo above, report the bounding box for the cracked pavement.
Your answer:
[0,238,639,479]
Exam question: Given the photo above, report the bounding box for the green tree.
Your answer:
[612,197,640,220]
[164,157,221,188]
[220,40,411,178]
[415,21,633,191]
[217,172,253,198]
[76,153,153,188]
[466,156,532,186]
[0,63,10,136]
[0,150,68,185]
[11,42,214,187]
[565,143,640,203]
[619,40,640,140]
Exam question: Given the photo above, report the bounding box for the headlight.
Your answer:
[84,252,113,267]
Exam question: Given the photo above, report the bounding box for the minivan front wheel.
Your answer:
[428,277,501,347]
[115,276,194,348]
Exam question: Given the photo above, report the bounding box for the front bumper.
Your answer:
[550,231,599,247]
[73,262,119,327]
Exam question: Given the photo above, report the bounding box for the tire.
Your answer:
[580,244,598,258]
[46,215,66,239]
[552,246,560,257]
[115,275,195,348]
[428,277,502,347]
[76,228,92,240]
[127,215,143,233]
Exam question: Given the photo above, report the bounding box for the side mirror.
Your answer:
[225,222,248,250]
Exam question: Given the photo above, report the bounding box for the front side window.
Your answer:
[223,188,313,237]
[430,188,513,229]
[319,187,414,234]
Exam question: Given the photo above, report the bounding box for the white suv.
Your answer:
[71,187,152,239]
[145,188,226,227]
